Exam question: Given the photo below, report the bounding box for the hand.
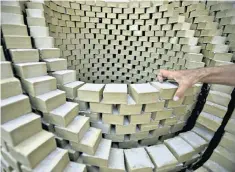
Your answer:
[157,69,202,101]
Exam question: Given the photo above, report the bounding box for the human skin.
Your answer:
[157,64,235,101]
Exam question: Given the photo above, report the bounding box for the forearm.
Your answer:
[196,64,235,86]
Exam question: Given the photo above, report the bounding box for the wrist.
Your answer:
[199,66,221,83]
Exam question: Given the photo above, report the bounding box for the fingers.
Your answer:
[157,70,175,82]
[173,84,189,101]
[157,72,164,82]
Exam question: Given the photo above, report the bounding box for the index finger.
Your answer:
[158,70,175,80]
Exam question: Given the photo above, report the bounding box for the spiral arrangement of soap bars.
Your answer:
[1,1,235,172]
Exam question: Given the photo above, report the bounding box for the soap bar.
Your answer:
[220,132,235,154]
[179,131,207,153]
[100,148,125,172]
[124,148,154,172]
[82,139,112,167]
[151,81,177,99]
[129,83,159,104]
[203,160,229,172]
[164,136,195,163]
[78,83,105,102]
[1,78,22,99]
[103,84,127,104]
[118,95,142,115]
[146,144,178,171]
[210,146,235,172]
[10,49,39,64]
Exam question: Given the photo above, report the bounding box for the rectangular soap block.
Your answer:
[129,83,159,104]
[10,49,39,64]
[1,95,31,124]
[151,82,177,99]
[164,136,195,163]
[77,83,105,103]
[2,24,28,36]
[124,148,154,172]
[146,144,178,171]
[1,78,22,99]
[39,48,61,59]
[100,148,125,172]
[103,84,128,104]
[4,36,32,49]
[207,90,231,107]
[118,95,142,115]
[14,62,47,79]
[82,139,112,167]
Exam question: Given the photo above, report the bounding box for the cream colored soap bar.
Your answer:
[220,132,235,154]
[2,24,28,36]
[10,49,39,64]
[179,131,207,153]
[203,101,227,118]
[146,144,178,171]
[1,5,21,14]
[211,146,235,172]
[100,148,125,172]
[1,78,22,99]
[1,94,31,124]
[1,13,24,25]
[64,162,86,172]
[39,48,61,59]
[34,37,54,48]
[103,84,128,104]
[203,160,229,172]
[164,136,195,163]
[124,148,154,172]
[197,112,222,132]
[21,76,57,97]
[130,83,159,104]
[0,46,6,61]
[29,26,49,37]
[51,70,76,85]
[27,17,46,26]
[151,82,177,99]
[55,116,90,143]
[43,58,67,71]
[194,166,209,172]
[26,9,44,18]
[102,113,124,125]
[90,102,113,113]
[4,36,32,49]
[59,81,84,99]
[207,90,231,107]
[1,113,42,146]
[30,89,66,113]
[128,113,151,124]
[1,147,21,172]
[225,118,235,135]
[14,62,47,79]
[71,127,102,155]
[78,83,105,103]
[21,148,69,172]
[82,139,112,167]
[45,102,78,127]
[192,125,214,142]
[144,100,165,112]
[9,130,56,169]
[1,61,13,80]
[211,84,234,94]
[118,95,142,115]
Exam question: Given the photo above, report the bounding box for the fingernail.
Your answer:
[173,96,179,101]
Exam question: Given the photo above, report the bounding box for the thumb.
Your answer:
[173,84,189,101]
